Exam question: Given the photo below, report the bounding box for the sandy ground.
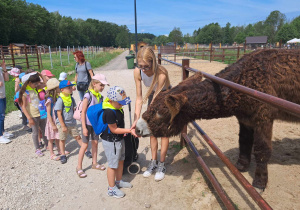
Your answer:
[0,51,299,210]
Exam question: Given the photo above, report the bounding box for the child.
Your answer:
[54,80,82,164]
[76,74,109,178]
[18,72,49,157]
[45,78,61,161]
[9,67,22,119]
[41,70,55,83]
[58,72,67,81]
[102,86,137,198]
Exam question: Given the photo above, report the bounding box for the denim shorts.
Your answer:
[102,139,125,169]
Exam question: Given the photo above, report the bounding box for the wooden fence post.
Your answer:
[35,45,40,70]
[158,53,161,65]
[39,47,43,69]
[24,44,29,69]
[237,47,240,60]
[0,45,4,59]
[10,44,15,67]
[222,49,225,62]
[180,59,190,148]
[210,42,212,63]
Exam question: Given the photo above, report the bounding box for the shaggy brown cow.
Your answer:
[135,49,300,190]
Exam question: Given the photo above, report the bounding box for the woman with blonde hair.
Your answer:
[131,46,170,181]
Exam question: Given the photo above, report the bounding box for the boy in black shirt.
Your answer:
[101,86,136,198]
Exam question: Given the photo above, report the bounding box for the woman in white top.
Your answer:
[132,46,170,181]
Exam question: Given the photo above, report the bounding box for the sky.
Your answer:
[27,0,300,36]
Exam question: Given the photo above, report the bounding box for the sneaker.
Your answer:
[116,180,133,189]
[60,155,67,164]
[19,113,22,119]
[143,160,157,178]
[26,128,32,133]
[3,132,14,138]
[85,151,92,158]
[0,136,11,144]
[39,141,44,149]
[107,186,125,198]
[35,149,44,157]
[154,162,166,181]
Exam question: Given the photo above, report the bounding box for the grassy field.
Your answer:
[4,49,123,113]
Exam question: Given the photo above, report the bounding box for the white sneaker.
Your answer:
[0,136,11,144]
[3,132,14,138]
[19,113,22,119]
[143,160,157,178]
[154,162,166,181]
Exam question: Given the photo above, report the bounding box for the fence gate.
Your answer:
[0,44,41,70]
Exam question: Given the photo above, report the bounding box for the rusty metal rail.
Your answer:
[191,122,272,210]
[181,133,235,210]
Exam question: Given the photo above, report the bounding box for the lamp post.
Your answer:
[134,0,138,55]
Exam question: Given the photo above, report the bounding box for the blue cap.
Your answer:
[59,80,75,89]
[19,72,25,79]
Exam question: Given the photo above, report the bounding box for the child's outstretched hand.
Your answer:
[130,128,139,138]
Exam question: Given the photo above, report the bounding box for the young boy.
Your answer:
[102,86,137,198]
[54,80,82,164]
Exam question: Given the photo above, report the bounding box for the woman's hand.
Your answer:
[83,127,88,137]
[28,118,35,126]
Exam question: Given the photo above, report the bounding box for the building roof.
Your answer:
[12,43,28,47]
[246,36,268,44]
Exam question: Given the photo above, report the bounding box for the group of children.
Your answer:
[10,67,136,198]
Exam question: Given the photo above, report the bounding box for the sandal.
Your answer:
[57,150,70,156]
[35,149,44,157]
[50,154,60,161]
[76,168,87,178]
[92,164,106,171]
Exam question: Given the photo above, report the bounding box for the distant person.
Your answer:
[0,60,13,144]
[73,51,94,100]
[59,72,68,81]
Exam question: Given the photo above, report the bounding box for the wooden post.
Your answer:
[158,53,161,65]
[0,45,4,59]
[244,40,246,53]
[210,42,212,63]
[24,44,29,69]
[39,47,43,69]
[180,59,190,148]
[9,44,15,67]
[174,53,176,62]
[237,46,240,60]
[222,49,225,62]
[35,45,40,70]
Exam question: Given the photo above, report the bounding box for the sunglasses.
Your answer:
[137,65,151,71]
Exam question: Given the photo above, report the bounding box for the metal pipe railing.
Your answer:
[191,122,272,210]
[181,133,235,210]
[160,57,300,118]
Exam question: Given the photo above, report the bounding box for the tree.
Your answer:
[264,10,286,43]
[169,27,183,46]
[234,32,246,44]
[223,22,234,44]
[196,23,222,44]
[276,23,297,43]
[290,16,300,38]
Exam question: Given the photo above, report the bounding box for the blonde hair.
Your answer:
[88,79,101,90]
[137,47,170,103]
[45,88,59,103]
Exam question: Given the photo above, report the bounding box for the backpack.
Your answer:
[73,90,94,121]
[87,102,116,135]
[75,62,94,84]
[54,96,76,119]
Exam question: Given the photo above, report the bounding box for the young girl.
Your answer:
[19,72,49,157]
[76,74,109,178]
[45,78,61,161]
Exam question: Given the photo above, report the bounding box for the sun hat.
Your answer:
[58,72,68,81]
[59,80,75,89]
[46,78,60,90]
[107,86,131,105]
[41,69,55,77]
[21,72,38,84]
[19,72,25,79]
[92,74,109,85]
[8,68,20,77]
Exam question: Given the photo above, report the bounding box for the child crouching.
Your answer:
[102,86,137,198]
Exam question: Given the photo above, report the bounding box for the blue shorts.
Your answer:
[102,139,125,169]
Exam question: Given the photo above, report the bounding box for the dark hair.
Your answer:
[18,73,41,106]
[25,69,34,74]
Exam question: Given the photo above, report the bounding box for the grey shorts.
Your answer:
[102,139,125,169]
[81,124,99,143]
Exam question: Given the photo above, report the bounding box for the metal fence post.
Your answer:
[49,46,53,69]
[59,46,62,66]
[180,59,190,148]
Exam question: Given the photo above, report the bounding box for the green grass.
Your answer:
[4,50,123,113]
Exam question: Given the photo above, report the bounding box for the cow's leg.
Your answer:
[252,121,273,190]
[236,121,254,172]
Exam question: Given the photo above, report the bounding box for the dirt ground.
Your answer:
[0,51,299,210]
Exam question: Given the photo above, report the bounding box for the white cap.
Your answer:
[59,72,68,81]
[21,72,38,84]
